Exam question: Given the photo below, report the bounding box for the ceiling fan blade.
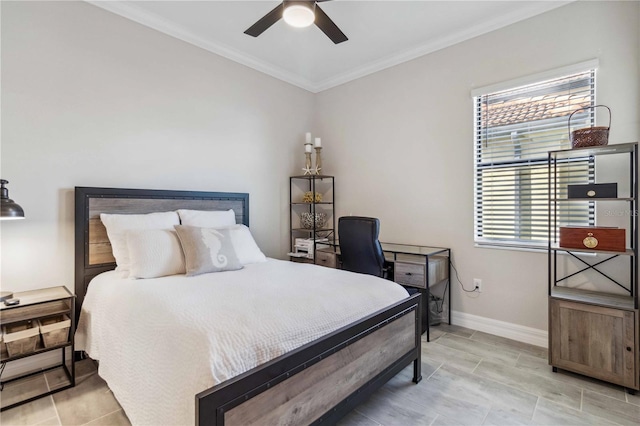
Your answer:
[314,4,348,44]
[244,4,284,37]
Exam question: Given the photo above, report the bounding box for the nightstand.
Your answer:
[0,286,75,411]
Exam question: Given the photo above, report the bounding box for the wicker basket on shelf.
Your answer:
[3,321,39,357]
[0,333,8,359]
[568,105,611,148]
[37,315,71,348]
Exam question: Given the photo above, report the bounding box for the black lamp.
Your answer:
[1,179,25,220]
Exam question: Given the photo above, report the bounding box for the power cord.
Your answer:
[430,284,447,314]
[450,258,477,293]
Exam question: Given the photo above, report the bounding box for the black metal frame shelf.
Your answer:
[289,175,335,264]
[291,228,335,233]
[551,286,634,310]
[291,202,334,205]
[548,142,640,393]
[550,197,634,202]
[0,287,76,412]
[548,142,639,309]
[1,341,72,364]
[551,245,634,256]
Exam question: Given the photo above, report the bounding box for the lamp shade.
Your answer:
[1,179,25,220]
[283,2,315,28]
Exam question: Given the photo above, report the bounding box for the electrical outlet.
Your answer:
[473,278,482,293]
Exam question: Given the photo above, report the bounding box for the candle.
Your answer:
[305,143,312,153]
[305,132,311,144]
[314,137,321,148]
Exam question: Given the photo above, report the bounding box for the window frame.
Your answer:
[473,61,598,250]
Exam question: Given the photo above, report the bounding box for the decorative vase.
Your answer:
[300,212,327,229]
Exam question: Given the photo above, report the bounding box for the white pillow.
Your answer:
[226,224,267,265]
[100,211,180,273]
[177,209,236,228]
[126,229,186,279]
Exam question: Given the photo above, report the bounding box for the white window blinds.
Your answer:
[474,69,596,248]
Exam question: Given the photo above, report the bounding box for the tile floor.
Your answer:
[1,324,638,425]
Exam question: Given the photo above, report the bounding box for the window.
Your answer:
[474,64,596,249]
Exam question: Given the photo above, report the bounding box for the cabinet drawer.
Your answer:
[395,262,426,288]
[315,251,337,269]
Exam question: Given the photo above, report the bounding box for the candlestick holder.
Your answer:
[314,146,323,175]
[302,143,313,175]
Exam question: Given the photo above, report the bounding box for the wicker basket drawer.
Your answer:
[3,320,39,357]
[37,315,71,348]
[0,333,8,359]
[395,262,426,288]
[315,250,337,269]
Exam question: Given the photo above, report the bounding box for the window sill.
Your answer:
[474,243,547,254]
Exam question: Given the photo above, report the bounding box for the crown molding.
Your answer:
[314,1,573,92]
[86,1,573,94]
[86,1,317,93]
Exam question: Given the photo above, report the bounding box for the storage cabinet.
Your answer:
[0,286,76,410]
[288,175,335,264]
[548,142,639,392]
[549,298,636,389]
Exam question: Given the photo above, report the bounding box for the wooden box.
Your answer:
[559,227,625,252]
[567,183,617,199]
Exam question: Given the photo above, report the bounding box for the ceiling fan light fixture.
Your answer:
[283,3,315,28]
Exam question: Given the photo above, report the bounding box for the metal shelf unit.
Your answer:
[0,286,76,411]
[547,142,639,392]
[289,175,335,264]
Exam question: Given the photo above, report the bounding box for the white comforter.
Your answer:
[75,259,408,425]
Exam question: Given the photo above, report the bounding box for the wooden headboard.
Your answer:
[74,186,249,315]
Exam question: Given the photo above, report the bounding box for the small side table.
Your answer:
[0,286,75,411]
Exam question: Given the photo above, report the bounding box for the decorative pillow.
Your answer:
[100,211,180,273]
[174,225,243,276]
[225,225,267,265]
[126,230,186,279]
[177,209,236,228]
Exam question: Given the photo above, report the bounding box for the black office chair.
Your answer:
[338,216,387,278]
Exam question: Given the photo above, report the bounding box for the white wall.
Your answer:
[314,1,640,332]
[0,1,315,293]
[2,1,639,338]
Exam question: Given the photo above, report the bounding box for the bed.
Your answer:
[74,186,422,426]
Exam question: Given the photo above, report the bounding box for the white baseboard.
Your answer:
[2,350,68,380]
[451,310,548,348]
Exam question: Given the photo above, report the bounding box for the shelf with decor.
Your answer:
[547,141,638,393]
[289,175,335,264]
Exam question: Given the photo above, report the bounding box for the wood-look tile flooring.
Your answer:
[1,324,639,425]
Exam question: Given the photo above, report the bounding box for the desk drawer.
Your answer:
[315,251,337,269]
[395,262,426,288]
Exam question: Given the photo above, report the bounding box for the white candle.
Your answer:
[314,137,321,148]
[305,143,312,153]
[305,132,311,144]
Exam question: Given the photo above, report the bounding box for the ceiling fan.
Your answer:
[244,0,348,45]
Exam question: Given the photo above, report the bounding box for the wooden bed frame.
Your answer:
[74,186,422,426]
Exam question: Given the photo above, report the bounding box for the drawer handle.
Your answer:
[627,346,632,352]
[405,272,412,276]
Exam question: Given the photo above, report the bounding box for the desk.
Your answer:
[315,242,451,342]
